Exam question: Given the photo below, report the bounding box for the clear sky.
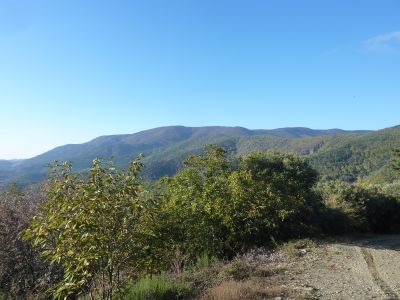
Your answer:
[0,0,399,159]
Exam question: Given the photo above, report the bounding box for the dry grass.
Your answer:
[200,279,294,300]
[199,245,318,300]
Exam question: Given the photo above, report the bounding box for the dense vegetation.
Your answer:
[3,125,396,186]
[1,144,400,299]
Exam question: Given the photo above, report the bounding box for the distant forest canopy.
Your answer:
[1,125,400,187]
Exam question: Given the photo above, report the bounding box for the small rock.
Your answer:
[299,249,308,255]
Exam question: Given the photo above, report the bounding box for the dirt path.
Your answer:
[360,247,398,299]
[288,235,400,299]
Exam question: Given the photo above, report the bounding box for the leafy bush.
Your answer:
[24,158,156,299]
[316,181,400,233]
[153,145,232,264]
[155,147,323,264]
[226,151,321,250]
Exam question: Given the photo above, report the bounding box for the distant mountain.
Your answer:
[3,125,398,187]
[253,127,369,138]
[309,125,400,182]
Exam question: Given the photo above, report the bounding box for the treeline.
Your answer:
[1,146,400,299]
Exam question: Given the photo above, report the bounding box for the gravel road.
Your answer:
[289,235,400,299]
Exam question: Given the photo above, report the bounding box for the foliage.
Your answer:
[4,142,400,298]
[372,180,400,199]
[24,158,154,299]
[391,148,400,174]
[154,146,322,264]
[124,254,221,300]
[123,274,192,300]
[316,181,400,233]
[309,127,400,183]
[225,151,321,250]
[151,145,232,267]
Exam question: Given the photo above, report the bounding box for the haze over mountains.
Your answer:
[2,125,400,186]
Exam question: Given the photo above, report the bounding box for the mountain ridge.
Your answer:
[2,125,396,186]
[5,125,372,161]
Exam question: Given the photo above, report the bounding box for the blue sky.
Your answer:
[0,0,399,159]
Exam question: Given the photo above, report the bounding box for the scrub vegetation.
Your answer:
[1,145,400,299]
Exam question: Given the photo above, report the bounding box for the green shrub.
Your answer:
[318,207,352,234]
[156,145,231,264]
[158,147,323,263]
[225,151,321,249]
[316,181,400,233]
[222,259,252,281]
[23,158,156,299]
[123,274,192,300]
[191,254,219,271]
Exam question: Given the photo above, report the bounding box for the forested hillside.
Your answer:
[2,125,400,186]
[309,126,400,183]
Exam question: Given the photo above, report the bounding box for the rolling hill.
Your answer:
[2,125,400,186]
